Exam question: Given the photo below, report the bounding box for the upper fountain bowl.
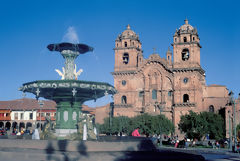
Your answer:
[47,42,94,54]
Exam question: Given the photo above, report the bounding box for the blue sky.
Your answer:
[0,0,239,106]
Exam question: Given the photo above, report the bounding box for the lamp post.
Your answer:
[155,102,163,147]
[228,110,232,150]
[229,91,237,152]
[38,100,44,131]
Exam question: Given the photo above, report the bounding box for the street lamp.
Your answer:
[229,91,237,152]
[154,102,163,147]
[38,100,44,131]
[228,110,232,150]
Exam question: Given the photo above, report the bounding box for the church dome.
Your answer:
[117,24,139,40]
[180,19,194,31]
[175,19,198,35]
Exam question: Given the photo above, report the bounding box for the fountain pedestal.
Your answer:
[55,102,81,137]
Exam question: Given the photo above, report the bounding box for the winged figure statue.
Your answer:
[55,67,65,80]
[74,64,83,80]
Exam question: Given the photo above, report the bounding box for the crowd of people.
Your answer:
[0,127,40,139]
[130,127,240,151]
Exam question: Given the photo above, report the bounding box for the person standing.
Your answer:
[32,128,40,140]
[175,140,179,148]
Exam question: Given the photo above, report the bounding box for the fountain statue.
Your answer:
[19,42,116,139]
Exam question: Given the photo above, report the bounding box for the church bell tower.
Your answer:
[114,24,143,72]
[172,19,205,110]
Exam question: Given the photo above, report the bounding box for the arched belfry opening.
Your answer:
[184,37,187,42]
[123,53,129,64]
[182,48,190,61]
[183,94,189,103]
[124,42,127,47]
[121,95,127,104]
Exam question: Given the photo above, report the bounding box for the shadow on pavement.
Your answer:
[45,140,88,161]
[114,140,205,161]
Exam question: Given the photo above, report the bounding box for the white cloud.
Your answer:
[62,26,79,43]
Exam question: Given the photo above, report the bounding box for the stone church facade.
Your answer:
[111,19,240,135]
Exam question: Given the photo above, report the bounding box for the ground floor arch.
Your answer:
[12,122,18,129]
[0,122,4,128]
[19,122,25,130]
[5,122,11,130]
[26,122,32,129]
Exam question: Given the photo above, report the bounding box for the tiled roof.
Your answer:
[82,105,96,115]
[0,98,56,110]
[0,98,96,115]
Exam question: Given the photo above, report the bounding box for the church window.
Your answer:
[182,48,190,61]
[168,56,170,60]
[139,91,144,97]
[168,90,172,97]
[124,42,127,47]
[193,37,195,41]
[183,77,189,84]
[175,38,177,42]
[117,43,118,47]
[152,89,157,99]
[184,37,187,42]
[122,80,126,86]
[209,105,214,112]
[121,95,127,104]
[183,94,189,103]
[123,53,129,64]
[133,42,134,45]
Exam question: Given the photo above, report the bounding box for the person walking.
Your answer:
[132,127,140,137]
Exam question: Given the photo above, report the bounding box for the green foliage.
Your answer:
[200,111,224,140]
[178,111,224,140]
[178,111,203,140]
[237,124,240,141]
[98,114,174,136]
[237,124,240,132]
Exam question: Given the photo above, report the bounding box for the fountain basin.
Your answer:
[19,80,116,137]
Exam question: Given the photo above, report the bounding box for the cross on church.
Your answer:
[153,47,156,53]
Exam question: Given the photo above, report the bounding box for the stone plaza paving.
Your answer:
[0,138,240,161]
[0,138,207,161]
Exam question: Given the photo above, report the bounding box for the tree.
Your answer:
[237,124,240,142]
[151,115,174,135]
[98,114,174,136]
[97,116,131,135]
[178,111,224,140]
[200,111,224,140]
[237,124,240,132]
[178,111,204,140]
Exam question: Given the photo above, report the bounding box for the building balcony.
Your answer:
[174,102,196,107]
[0,116,11,121]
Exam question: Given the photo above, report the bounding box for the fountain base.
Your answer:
[55,129,78,137]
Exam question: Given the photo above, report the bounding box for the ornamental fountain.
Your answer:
[19,42,116,139]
